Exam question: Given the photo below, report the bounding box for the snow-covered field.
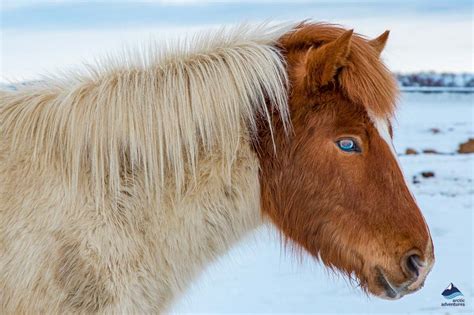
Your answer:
[172,92,473,314]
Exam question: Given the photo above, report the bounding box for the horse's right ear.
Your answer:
[304,29,353,91]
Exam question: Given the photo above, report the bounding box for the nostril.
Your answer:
[402,251,424,279]
[406,255,422,277]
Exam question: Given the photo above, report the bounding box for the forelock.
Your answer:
[280,22,399,118]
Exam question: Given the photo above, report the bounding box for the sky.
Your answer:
[1,0,473,82]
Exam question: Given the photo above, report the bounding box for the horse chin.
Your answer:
[371,267,404,300]
[367,266,423,300]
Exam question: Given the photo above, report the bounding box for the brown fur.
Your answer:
[369,30,390,57]
[279,23,398,118]
[256,23,434,298]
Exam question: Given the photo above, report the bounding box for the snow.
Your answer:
[171,92,473,314]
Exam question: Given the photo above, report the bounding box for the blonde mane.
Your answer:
[0,24,292,205]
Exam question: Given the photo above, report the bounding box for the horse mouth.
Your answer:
[374,267,424,300]
[375,267,401,299]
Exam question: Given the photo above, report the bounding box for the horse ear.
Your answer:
[368,30,389,57]
[305,29,353,89]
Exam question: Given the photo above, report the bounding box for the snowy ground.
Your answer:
[171,92,473,314]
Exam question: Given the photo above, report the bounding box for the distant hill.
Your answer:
[396,72,474,88]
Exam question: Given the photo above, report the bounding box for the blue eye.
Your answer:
[336,138,360,153]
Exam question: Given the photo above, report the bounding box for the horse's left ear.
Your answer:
[305,29,353,90]
[368,30,390,57]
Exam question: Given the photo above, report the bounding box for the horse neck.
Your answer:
[147,138,263,302]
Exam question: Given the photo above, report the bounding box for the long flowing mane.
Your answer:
[0,24,293,204]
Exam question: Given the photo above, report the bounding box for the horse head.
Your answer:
[257,23,434,299]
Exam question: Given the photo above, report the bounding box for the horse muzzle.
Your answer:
[375,249,435,300]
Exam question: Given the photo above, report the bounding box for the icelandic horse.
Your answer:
[0,22,434,313]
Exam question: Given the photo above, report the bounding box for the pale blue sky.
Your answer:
[1,0,473,82]
[2,0,472,30]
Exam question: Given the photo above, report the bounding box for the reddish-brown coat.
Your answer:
[255,23,434,298]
